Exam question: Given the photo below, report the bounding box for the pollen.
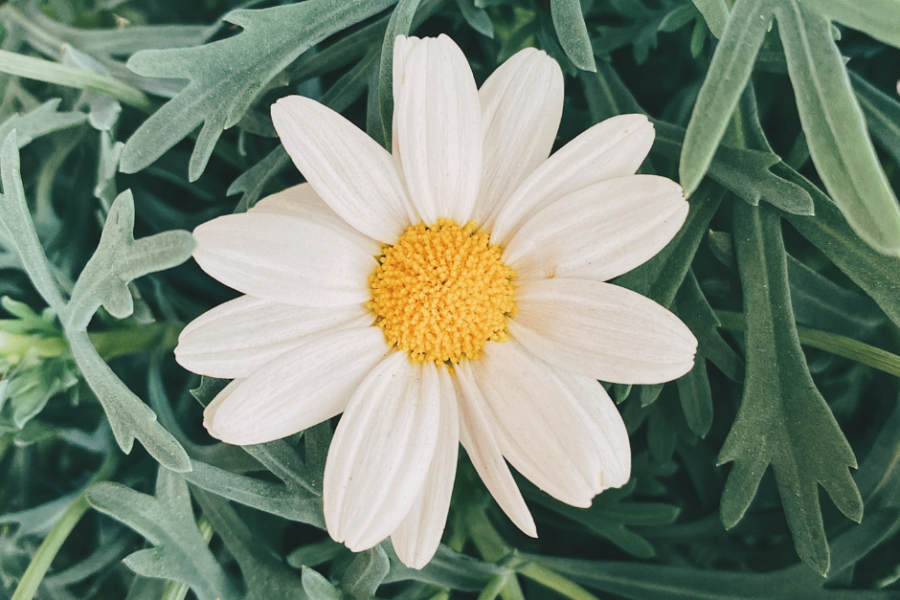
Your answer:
[367,219,517,366]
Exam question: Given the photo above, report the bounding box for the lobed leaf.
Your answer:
[120,0,397,181]
[87,469,241,600]
[721,202,862,575]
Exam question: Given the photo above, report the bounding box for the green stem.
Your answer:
[517,564,602,600]
[0,49,154,112]
[11,452,119,600]
[159,516,214,600]
[716,309,900,378]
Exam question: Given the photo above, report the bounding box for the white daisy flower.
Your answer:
[175,34,697,569]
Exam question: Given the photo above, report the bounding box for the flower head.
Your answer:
[175,35,697,568]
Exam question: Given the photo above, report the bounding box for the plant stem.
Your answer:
[11,452,119,600]
[517,564,602,600]
[716,309,900,378]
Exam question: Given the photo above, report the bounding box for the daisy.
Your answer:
[175,34,697,568]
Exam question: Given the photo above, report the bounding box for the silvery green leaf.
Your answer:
[119,0,397,181]
[0,99,87,148]
[549,0,596,71]
[87,469,241,600]
[692,0,729,37]
[303,567,343,600]
[341,546,389,600]
[850,70,900,167]
[191,488,306,600]
[65,190,195,330]
[455,0,494,37]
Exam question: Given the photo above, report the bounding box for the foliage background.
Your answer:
[1,0,900,598]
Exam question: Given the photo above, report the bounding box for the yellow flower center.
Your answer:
[367,219,517,366]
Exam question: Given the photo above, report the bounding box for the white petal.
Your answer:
[503,175,687,283]
[542,365,631,490]
[508,279,697,384]
[192,212,377,307]
[455,366,537,537]
[392,35,422,153]
[475,48,564,227]
[395,34,482,224]
[490,114,655,246]
[203,327,389,445]
[203,378,243,427]
[252,182,376,242]
[464,344,603,507]
[175,296,373,379]
[324,356,441,551]
[271,96,412,243]
[391,367,459,569]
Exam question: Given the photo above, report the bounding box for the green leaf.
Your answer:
[64,190,195,330]
[191,488,305,600]
[455,0,494,38]
[303,567,344,600]
[550,0,596,72]
[86,469,241,600]
[778,168,900,331]
[776,0,900,254]
[119,0,396,181]
[181,459,324,526]
[679,0,773,197]
[721,202,862,575]
[850,70,900,167]
[0,132,69,313]
[692,0,729,38]
[383,544,503,590]
[0,99,87,148]
[522,479,680,559]
[340,546,389,600]
[811,0,900,48]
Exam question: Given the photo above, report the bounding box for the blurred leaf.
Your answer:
[721,202,862,575]
[341,546,389,600]
[523,479,680,559]
[120,0,396,181]
[851,70,900,167]
[692,0,729,38]
[87,468,241,600]
[455,0,494,37]
[303,567,343,600]
[383,543,503,590]
[0,99,87,148]
[550,0,596,72]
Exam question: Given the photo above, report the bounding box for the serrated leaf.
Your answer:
[86,469,240,600]
[721,202,862,575]
[550,0,596,72]
[64,190,195,330]
[119,0,396,181]
[0,99,87,148]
